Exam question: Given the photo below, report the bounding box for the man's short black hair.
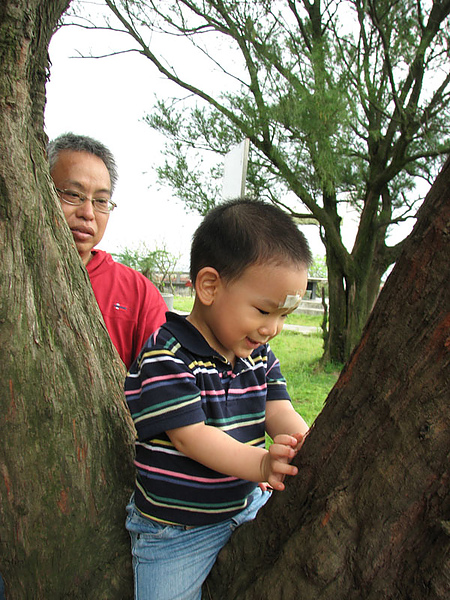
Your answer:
[190,198,312,284]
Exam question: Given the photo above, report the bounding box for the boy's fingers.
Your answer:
[272,433,298,447]
[270,481,285,491]
[272,460,298,477]
[269,442,296,461]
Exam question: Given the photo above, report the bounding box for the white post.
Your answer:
[222,139,250,200]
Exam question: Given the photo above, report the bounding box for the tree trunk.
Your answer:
[323,226,388,364]
[206,158,450,598]
[322,247,347,364]
[0,1,134,597]
[324,269,377,365]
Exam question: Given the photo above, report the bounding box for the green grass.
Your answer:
[285,312,323,328]
[172,295,340,425]
[269,331,340,425]
[173,295,195,312]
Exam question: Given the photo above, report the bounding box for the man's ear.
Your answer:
[195,267,221,306]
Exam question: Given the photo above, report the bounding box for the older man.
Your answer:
[47,133,167,369]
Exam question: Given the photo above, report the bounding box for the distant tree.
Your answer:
[309,254,328,309]
[112,244,156,278]
[309,254,327,279]
[113,243,180,292]
[150,246,180,293]
[81,0,450,362]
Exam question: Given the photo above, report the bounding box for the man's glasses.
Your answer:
[56,188,117,214]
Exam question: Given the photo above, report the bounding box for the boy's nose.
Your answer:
[258,318,283,339]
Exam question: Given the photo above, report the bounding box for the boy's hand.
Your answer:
[259,434,300,491]
[167,423,307,488]
[292,431,307,452]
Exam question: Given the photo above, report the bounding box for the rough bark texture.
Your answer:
[0,1,134,597]
[206,159,450,598]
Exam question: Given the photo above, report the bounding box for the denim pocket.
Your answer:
[126,503,172,538]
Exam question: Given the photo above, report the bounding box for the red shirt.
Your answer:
[87,250,167,368]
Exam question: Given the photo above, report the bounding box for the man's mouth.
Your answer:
[71,226,94,240]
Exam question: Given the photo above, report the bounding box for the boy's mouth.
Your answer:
[246,336,265,349]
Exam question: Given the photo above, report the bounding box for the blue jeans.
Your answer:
[0,572,5,600]
[125,487,270,600]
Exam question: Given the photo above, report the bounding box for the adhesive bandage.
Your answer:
[278,293,302,310]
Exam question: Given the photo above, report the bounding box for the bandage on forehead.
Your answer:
[278,293,301,310]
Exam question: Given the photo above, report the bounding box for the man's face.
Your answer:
[50,150,112,265]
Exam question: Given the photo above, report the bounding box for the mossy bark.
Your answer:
[0,1,134,597]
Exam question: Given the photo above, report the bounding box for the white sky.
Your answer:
[45,22,205,270]
[44,7,415,272]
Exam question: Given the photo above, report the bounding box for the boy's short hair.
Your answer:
[190,198,312,284]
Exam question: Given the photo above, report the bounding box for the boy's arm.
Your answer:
[167,423,299,491]
[265,400,309,449]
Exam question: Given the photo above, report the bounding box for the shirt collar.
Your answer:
[164,312,255,371]
[164,312,224,359]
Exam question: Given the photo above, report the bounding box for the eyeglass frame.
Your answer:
[55,187,117,214]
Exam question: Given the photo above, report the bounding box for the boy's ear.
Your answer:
[195,267,221,306]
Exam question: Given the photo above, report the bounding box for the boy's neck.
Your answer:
[187,306,236,366]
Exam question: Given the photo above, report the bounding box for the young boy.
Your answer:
[124,198,312,600]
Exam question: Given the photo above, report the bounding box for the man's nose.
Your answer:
[76,198,96,219]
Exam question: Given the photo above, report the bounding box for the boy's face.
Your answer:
[202,261,308,364]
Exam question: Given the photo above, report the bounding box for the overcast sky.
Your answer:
[45,21,205,270]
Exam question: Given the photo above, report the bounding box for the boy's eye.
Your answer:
[257,308,269,315]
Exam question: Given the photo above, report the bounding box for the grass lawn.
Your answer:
[269,331,339,426]
[173,295,195,313]
[172,295,340,426]
[285,312,323,328]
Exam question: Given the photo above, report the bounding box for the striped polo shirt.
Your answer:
[125,312,291,526]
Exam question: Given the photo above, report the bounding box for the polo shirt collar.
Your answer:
[164,311,255,371]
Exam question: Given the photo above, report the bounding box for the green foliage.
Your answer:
[101,0,450,256]
[129,0,450,216]
[112,245,152,274]
[163,4,441,211]
[146,102,222,214]
[113,243,180,292]
[309,255,327,278]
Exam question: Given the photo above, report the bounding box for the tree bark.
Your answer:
[0,1,134,597]
[206,158,450,598]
